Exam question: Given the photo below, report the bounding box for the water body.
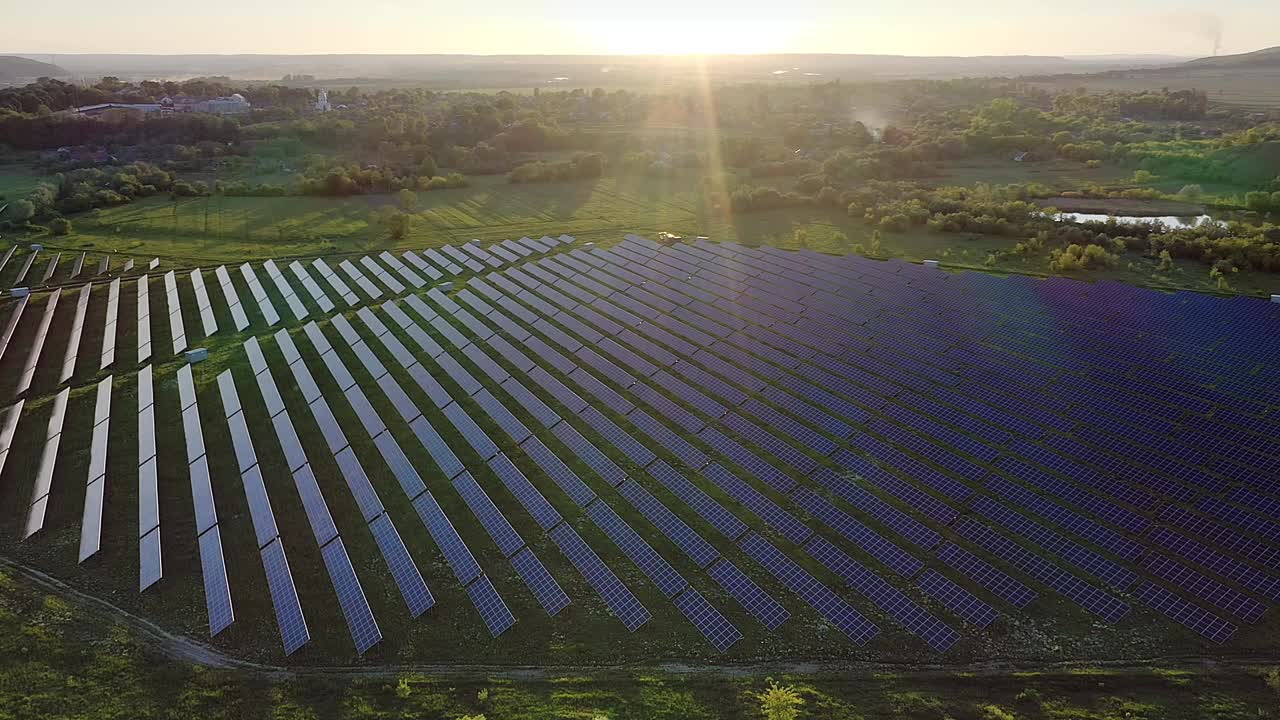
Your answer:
[1056,212,1220,229]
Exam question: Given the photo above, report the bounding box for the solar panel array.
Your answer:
[214,265,251,332]
[136,274,152,361]
[163,270,188,354]
[14,289,59,396]
[136,365,162,591]
[77,376,113,562]
[176,364,235,636]
[190,268,218,337]
[22,386,69,539]
[59,283,92,383]
[240,263,281,326]
[217,369,311,654]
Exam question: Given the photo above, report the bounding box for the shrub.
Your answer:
[48,217,72,235]
[757,679,804,720]
[1177,184,1203,201]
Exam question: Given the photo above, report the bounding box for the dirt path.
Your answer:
[4,555,1275,681]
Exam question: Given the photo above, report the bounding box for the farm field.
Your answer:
[1,232,1279,678]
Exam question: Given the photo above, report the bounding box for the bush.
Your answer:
[1177,184,1203,201]
[757,679,804,720]
[48,217,71,235]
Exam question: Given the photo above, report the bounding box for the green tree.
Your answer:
[48,217,72,235]
[7,199,35,223]
[757,679,804,720]
[1245,191,1271,211]
[396,188,418,212]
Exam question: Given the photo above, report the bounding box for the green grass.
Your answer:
[2,565,1278,719]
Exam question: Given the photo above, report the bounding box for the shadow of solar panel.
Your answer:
[453,471,525,557]
[283,465,338,547]
[1134,581,1236,644]
[587,500,687,597]
[701,462,810,544]
[971,495,1135,590]
[549,421,625,487]
[915,568,999,629]
[578,406,654,467]
[412,489,482,584]
[617,479,719,568]
[953,517,1127,622]
[549,522,651,632]
[260,538,311,654]
[739,531,877,644]
[696,425,791,492]
[369,512,435,617]
[647,459,747,540]
[792,487,921,577]
[320,537,383,654]
[409,416,464,481]
[805,535,958,652]
[673,587,742,652]
[198,526,235,636]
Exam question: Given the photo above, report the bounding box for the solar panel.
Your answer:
[198,526,235,636]
[487,452,563,530]
[239,465,279,549]
[369,512,435,617]
[698,462,808,543]
[792,487,921,577]
[259,539,311,655]
[138,526,163,592]
[78,478,105,562]
[510,547,571,616]
[915,568,999,629]
[412,489,482,584]
[952,517,1128,622]
[703,558,788,631]
[578,406,655,467]
[548,522,652,632]
[453,471,525,557]
[646,459,748,540]
[320,537,383,654]
[805,535,958,652]
[1141,553,1265,624]
[333,447,385,522]
[617,479,719,568]
[521,436,597,506]
[443,401,499,460]
[1147,526,1280,603]
[739,531,878,644]
[672,587,743,652]
[293,463,340,547]
[935,542,1037,609]
[468,574,517,637]
[1133,581,1237,644]
[587,499,688,597]
[696,425,792,492]
[550,421,625,486]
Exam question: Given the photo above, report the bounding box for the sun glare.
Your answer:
[590,18,794,55]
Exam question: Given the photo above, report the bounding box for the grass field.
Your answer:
[1031,67,1280,109]
[6,563,1277,719]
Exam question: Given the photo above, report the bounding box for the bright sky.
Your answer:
[4,0,1277,56]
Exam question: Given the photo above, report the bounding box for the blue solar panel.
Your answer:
[259,539,310,654]
[1141,553,1266,624]
[510,547,571,616]
[1133,582,1236,644]
[467,574,517,637]
[804,535,958,652]
[500,377,561,429]
[578,406,655,467]
[706,558,790,631]
[320,537,383,654]
[654,369,730,418]
[443,402,499,460]
[1147,526,1280,603]
[935,542,1038,609]
[831,449,958,524]
[573,346,637,388]
[617,479,719,568]
[761,386,854,438]
[629,382,705,434]
[792,487,921,577]
[548,522,651,632]
[738,532,878,644]
[628,408,708,469]
[1158,504,1280,572]
[647,459,748,540]
[953,517,1128,622]
[334,447,385,522]
[369,512,435,617]
[412,490,482,584]
[453,471,525,557]
[587,500,688,597]
[550,421,625,486]
[701,462,811,544]
[473,388,532,443]
[985,475,1143,561]
[528,365,588,413]
[568,367,635,415]
[697,424,794,492]
[197,526,235,637]
[488,453,563,530]
[518,435,594,506]
[809,468,941,551]
[915,568,1000,629]
[598,337,661,376]
[673,587,743,652]
[1198,497,1280,543]
[522,334,577,374]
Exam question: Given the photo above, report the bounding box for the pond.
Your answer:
[1056,212,1220,229]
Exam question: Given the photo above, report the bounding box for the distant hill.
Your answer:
[1184,46,1280,69]
[0,55,66,81]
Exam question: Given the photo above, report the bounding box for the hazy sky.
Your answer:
[5,0,1277,56]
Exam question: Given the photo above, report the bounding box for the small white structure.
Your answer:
[923,259,940,268]
[185,348,209,364]
[315,89,330,113]
[1271,294,1280,304]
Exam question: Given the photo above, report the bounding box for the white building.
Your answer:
[315,89,330,113]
